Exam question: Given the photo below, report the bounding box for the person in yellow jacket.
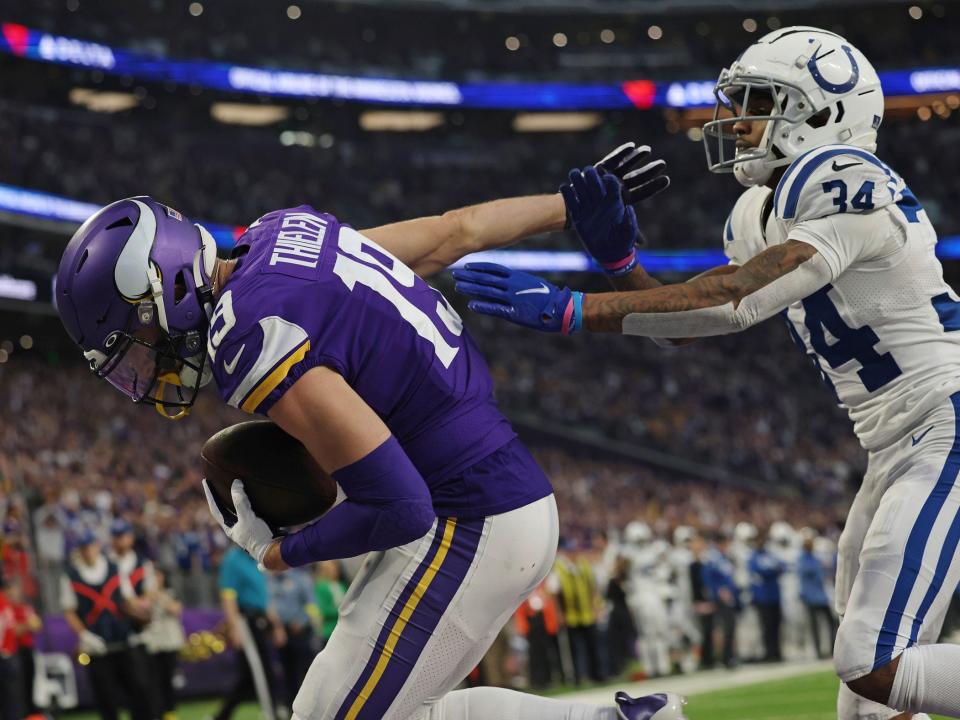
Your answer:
[551,538,604,685]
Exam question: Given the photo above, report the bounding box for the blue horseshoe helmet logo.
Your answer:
[807,43,860,94]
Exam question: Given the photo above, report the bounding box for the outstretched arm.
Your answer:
[583,240,821,334]
[610,263,739,293]
[361,194,567,277]
[610,264,740,346]
[454,240,827,338]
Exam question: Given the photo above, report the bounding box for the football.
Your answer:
[201,420,339,529]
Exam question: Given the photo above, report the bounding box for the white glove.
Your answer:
[79,629,108,655]
[203,479,275,567]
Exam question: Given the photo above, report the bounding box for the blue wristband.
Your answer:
[562,291,583,335]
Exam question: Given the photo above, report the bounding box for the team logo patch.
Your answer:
[163,206,183,221]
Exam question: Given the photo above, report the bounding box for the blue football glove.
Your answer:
[452,262,583,335]
[561,167,642,276]
[562,142,670,277]
[596,142,670,206]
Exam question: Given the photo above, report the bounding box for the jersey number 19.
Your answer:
[333,229,464,368]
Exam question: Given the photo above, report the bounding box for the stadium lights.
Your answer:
[909,5,923,19]
[68,88,138,113]
[210,102,289,126]
[359,110,444,131]
[553,33,568,48]
[287,5,302,20]
[600,29,615,44]
[279,130,315,147]
[647,26,663,40]
[505,36,520,51]
[188,2,203,17]
[0,274,37,301]
[512,112,602,132]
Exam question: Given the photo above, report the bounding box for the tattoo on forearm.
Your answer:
[610,268,662,292]
[583,241,817,333]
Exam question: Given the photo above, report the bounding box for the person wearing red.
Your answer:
[514,580,563,689]
[8,577,42,716]
[1,521,37,602]
[0,574,25,720]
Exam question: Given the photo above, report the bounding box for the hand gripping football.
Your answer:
[201,420,338,529]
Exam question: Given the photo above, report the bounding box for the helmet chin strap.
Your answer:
[734,158,774,187]
[155,372,191,420]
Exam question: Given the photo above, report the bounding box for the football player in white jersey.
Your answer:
[455,26,960,720]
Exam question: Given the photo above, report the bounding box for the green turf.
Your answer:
[686,669,839,720]
[686,669,949,720]
[61,671,952,720]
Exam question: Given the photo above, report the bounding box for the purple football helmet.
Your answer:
[56,197,218,419]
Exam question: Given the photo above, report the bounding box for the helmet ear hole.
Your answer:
[806,106,831,129]
[104,217,134,231]
[174,270,189,305]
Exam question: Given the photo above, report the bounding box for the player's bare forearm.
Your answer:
[362,194,566,277]
[582,241,815,332]
[609,264,740,344]
[609,262,737,293]
[262,540,289,571]
[609,265,662,292]
[221,591,242,624]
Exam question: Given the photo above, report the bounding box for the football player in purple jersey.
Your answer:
[54,144,686,720]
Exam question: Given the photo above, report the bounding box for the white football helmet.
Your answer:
[625,521,653,545]
[673,525,694,546]
[734,521,758,543]
[769,520,797,547]
[703,26,884,187]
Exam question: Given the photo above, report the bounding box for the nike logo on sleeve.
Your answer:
[224,344,245,375]
[831,161,863,172]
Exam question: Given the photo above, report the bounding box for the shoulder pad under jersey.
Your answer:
[773,145,903,227]
[723,186,773,266]
[208,288,312,415]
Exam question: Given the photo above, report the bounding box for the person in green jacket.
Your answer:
[313,561,347,646]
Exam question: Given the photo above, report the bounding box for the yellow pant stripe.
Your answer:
[343,518,457,720]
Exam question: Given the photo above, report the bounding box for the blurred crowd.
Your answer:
[5,0,960,81]
[0,310,861,714]
[2,472,861,717]
[2,95,959,298]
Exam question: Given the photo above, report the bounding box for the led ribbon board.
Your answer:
[3,23,959,109]
[2,183,960,275]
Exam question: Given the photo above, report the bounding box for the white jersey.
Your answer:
[724,144,960,450]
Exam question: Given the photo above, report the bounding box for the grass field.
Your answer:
[61,669,950,720]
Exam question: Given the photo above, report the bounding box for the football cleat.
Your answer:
[615,691,688,720]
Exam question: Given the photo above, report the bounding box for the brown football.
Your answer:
[201,420,338,529]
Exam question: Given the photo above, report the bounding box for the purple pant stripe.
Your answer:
[336,517,484,720]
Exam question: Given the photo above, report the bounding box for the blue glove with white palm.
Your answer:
[562,143,670,277]
[452,262,582,334]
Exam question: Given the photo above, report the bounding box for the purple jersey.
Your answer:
[208,205,551,517]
